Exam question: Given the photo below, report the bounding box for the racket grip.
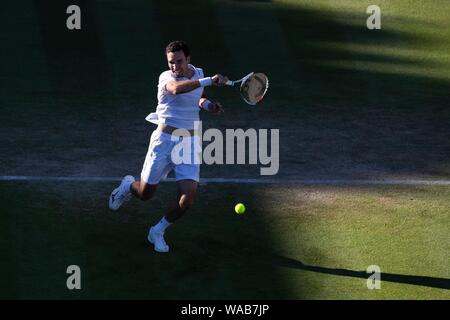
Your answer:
[225,80,233,86]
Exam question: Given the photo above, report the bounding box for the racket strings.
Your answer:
[240,73,269,105]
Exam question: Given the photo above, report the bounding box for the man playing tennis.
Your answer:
[109,41,227,252]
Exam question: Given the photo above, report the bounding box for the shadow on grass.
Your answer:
[219,0,450,179]
[33,0,111,98]
[9,0,445,180]
[275,255,450,290]
[1,0,449,300]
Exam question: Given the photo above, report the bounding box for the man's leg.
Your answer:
[109,177,159,210]
[148,179,198,253]
[131,129,175,202]
[131,180,158,201]
[165,179,198,222]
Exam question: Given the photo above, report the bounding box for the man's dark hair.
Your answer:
[165,41,190,57]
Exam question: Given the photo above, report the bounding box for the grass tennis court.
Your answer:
[0,0,449,299]
[1,182,449,299]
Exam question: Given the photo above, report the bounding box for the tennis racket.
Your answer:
[225,72,269,105]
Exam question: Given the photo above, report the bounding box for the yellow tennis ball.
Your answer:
[235,203,246,215]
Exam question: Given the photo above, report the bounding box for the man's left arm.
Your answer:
[199,92,224,115]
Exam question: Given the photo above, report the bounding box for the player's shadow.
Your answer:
[274,255,450,290]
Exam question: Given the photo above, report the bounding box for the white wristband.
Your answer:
[199,77,212,87]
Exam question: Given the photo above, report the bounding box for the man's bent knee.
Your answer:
[179,194,194,210]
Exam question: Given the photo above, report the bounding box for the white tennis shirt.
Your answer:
[145,64,204,130]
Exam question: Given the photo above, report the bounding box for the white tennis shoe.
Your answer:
[109,175,135,210]
[148,227,169,253]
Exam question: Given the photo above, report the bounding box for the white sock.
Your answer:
[153,217,171,234]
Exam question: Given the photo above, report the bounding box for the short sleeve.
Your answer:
[196,67,204,78]
[158,71,175,91]
[157,71,176,102]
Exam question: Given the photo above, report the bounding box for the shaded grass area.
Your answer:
[0,0,449,180]
[0,181,448,299]
[1,2,449,300]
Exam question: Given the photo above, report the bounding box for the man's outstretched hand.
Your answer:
[211,74,229,86]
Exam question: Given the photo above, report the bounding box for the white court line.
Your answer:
[0,176,450,185]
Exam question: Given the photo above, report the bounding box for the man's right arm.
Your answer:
[165,74,228,95]
[165,79,203,95]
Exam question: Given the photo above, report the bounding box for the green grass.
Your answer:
[274,0,450,81]
[1,182,448,299]
[0,0,449,299]
[1,0,450,180]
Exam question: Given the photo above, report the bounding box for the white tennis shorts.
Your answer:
[141,130,201,185]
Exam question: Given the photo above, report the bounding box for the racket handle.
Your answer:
[225,80,233,86]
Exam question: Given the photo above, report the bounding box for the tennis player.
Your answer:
[108,41,227,253]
